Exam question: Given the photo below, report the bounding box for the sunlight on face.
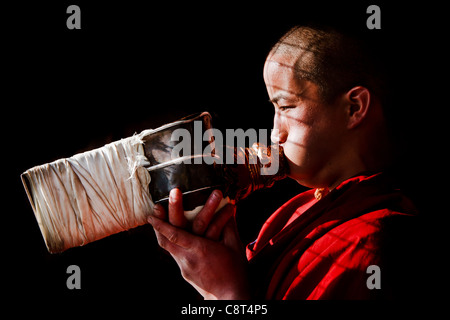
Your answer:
[264,55,347,188]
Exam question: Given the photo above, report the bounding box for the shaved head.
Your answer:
[268,26,386,104]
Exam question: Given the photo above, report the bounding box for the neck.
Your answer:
[327,152,390,190]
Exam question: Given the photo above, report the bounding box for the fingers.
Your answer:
[168,188,188,228]
[148,215,191,250]
[150,189,236,249]
[192,190,224,235]
[205,204,236,241]
[152,203,166,220]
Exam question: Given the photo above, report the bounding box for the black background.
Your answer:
[3,0,447,316]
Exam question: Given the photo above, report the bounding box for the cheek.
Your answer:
[282,118,334,173]
[283,127,310,166]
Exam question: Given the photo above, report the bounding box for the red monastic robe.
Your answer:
[246,172,418,299]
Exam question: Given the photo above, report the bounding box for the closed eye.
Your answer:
[278,106,296,111]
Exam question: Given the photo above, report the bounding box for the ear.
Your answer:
[345,86,371,129]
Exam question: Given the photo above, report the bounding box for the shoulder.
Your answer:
[310,209,414,261]
[293,209,417,299]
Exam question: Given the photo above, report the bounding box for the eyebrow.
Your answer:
[269,92,299,104]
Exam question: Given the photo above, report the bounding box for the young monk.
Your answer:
[147,25,418,300]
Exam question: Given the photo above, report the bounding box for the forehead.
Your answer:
[264,46,314,74]
[263,48,322,104]
[263,54,304,101]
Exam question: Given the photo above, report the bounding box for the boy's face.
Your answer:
[264,52,348,188]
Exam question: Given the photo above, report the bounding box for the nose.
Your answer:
[271,111,288,144]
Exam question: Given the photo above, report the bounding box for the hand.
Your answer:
[147,189,250,300]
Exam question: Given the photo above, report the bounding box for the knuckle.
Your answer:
[182,255,196,270]
[180,267,192,281]
[153,224,161,233]
[197,241,209,258]
[167,231,178,243]
[155,234,167,249]
[206,225,219,240]
[193,220,206,234]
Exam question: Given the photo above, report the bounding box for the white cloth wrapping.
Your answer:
[22,130,155,253]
